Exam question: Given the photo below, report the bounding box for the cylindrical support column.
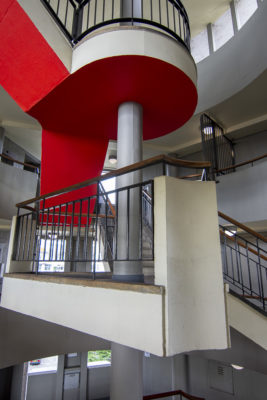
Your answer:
[110,342,143,400]
[113,102,144,282]
[122,0,142,18]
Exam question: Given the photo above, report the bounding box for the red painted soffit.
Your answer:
[29,55,198,141]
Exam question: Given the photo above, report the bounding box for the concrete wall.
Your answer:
[0,162,38,219]
[196,0,267,113]
[216,161,267,223]
[154,176,229,355]
[187,354,267,400]
[0,307,110,369]
[1,276,165,356]
[2,137,25,169]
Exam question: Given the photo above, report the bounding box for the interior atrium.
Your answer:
[0,0,266,399]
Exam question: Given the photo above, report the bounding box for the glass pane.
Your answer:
[235,0,258,29]
[191,28,210,63]
[212,8,234,51]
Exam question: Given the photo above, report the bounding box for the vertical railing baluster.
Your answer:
[56,204,62,261]
[139,185,143,260]
[87,0,91,28]
[159,0,161,24]
[245,242,252,296]
[127,188,130,260]
[151,181,154,262]
[61,202,68,261]
[57,0,61,16]
[75,199,83,264]
[68,201,75,264]
[22,214,29,260]
[166,0,169,28]
[17,215,24,261]
[64,0,69,26]
[102,0,105,21]
[104,195,108,260]
[172,3,176,33]
[115,190,119,261]
[84,197,91,261]
[27,213,34,261]
[43,207,50,262]
[36,199,46,274]
[93,185,100,279]
[49,206,56,261]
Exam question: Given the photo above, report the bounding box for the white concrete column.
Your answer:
[230,1,238,34]
[122,0,142,18]
[110,342,143,400]
[10,362,28,400]
[113,102,144,282]
[207,23,214,54]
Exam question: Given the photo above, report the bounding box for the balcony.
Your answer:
[1,156,229,356]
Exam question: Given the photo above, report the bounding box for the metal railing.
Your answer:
[201,114,235,175]
[40,0,191,49]
[219,212,267,312]
[13,180,154,277]
[13,155,211,279]
[143,389,205,400]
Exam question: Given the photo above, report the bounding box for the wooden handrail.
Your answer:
[218,211,267,243]
[143,390,205,400]
[216,153,267,174]
[219,230,267,262]
[0,153,39,171]
[16,155,211,208]
[180,173,202,179]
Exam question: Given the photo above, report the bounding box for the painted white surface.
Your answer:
[1,277,165,356]
[227,293,267,350]
[154,176,229,355]
[18,0,72,71]
[72,28,197,85]
[5,216,17,274]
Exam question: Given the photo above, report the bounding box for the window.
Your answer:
[38,238,65,272]
[28,356,58,374]
[212,8,234,51]
[235,0,258,29]
[87,350,111,368]
[191,28,210,63]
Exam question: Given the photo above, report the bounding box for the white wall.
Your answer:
[154,176,229,355]
[216,161,267,223]
[1,276,164,356]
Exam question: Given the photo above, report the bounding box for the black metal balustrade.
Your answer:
[201,114,235,175]
[13,155,211,280]
[219,212,267,312]
[40,0,191,49]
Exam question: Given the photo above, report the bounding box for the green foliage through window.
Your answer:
[88,350,111,363]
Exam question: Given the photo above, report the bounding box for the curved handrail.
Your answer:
[41,0,191,49]
[143,389,205,400]
[0,153,39,172]
[16,155,211,208]
[218,211,267,243]
[216,153,267,174]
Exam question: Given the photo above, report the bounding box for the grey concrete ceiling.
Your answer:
[183,0,231,37]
